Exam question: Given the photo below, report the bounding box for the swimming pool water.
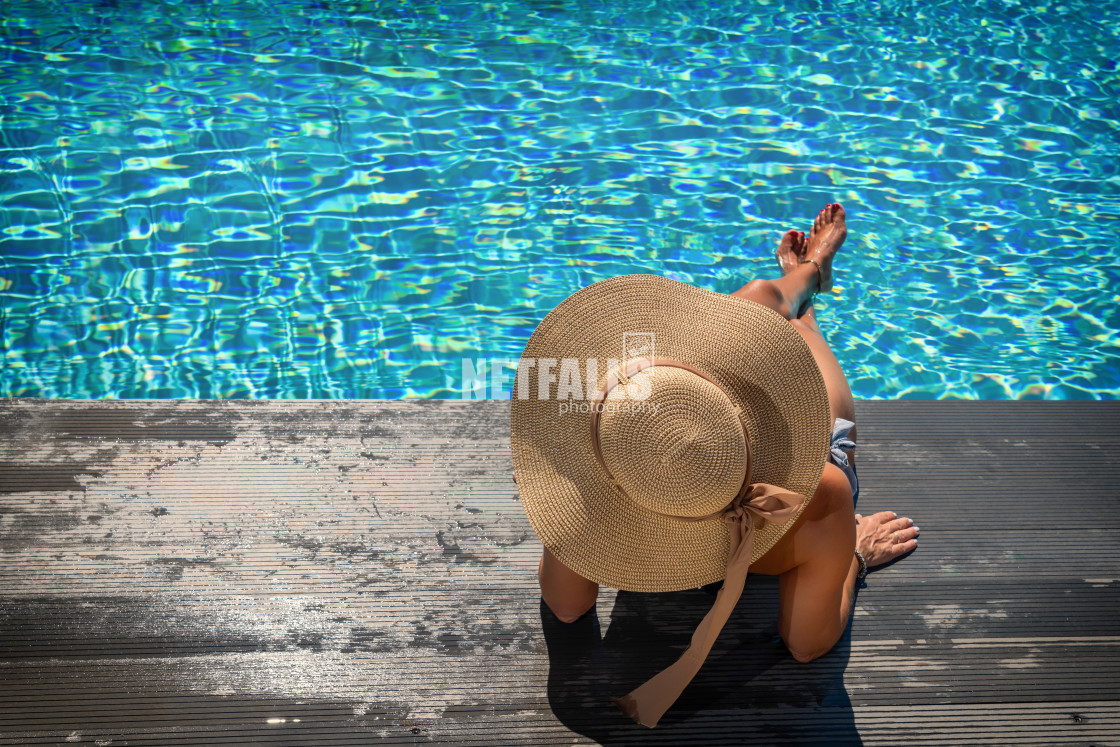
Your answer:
[1,0,1118,399]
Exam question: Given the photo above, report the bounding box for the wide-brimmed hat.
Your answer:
[511,273,831,591]
[510,274,834,727]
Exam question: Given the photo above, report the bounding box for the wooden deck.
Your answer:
[0,399,1117,745]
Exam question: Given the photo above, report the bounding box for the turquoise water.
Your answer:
[1,0,1118,399]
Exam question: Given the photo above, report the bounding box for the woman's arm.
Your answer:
[775,468,859,662]
[777,483,920,662]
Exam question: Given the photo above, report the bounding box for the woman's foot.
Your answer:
[803,203,847,293]
[775,229,808,275]
[774,229,813,318]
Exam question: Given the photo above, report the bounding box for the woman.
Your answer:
[511,203,918,727]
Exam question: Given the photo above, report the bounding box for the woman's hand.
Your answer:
[855,511,919,568]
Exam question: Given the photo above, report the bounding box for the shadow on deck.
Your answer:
[0,400,1117,745]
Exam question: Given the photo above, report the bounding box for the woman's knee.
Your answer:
[538,549,599,623]
[545,596,596,624]
[788,642,827,664]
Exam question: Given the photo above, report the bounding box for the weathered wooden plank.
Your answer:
[0,698,1118,746]
[0,399,1118,745]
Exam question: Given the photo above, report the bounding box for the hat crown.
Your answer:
[597,366,748,518]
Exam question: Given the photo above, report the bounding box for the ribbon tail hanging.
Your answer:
[612,484,806,728]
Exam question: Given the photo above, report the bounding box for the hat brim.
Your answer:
[511,274,832,592]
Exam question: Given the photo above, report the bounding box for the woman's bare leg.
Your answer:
[735,204,857,447]
[730,241,818,320]
[539,548,598,623]
[790,305,858,457]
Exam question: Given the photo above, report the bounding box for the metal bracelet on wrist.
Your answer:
[854,549,868,580]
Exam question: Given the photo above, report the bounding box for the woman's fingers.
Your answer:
[886,516,914,532]
[866,513,917,533]
[887,538,917,560]
[895,525,920,542]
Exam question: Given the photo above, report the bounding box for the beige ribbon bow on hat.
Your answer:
[612,483,807,728]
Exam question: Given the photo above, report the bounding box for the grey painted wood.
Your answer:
[0,399,1118,745]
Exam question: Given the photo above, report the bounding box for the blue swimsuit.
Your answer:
[829,417,859,503]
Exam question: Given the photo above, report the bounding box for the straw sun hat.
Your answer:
[510,273,834,727]
[511,273,832,591]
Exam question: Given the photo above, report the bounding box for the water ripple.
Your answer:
[1,0,1117,398]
